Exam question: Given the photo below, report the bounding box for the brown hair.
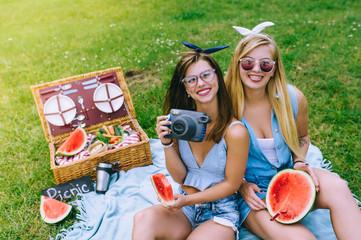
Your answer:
[163,51,233,143]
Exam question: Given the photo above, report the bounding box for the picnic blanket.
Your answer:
[53,139,358,240]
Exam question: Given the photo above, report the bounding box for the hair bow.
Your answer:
[182,41,229,54]
[233,21,274,37]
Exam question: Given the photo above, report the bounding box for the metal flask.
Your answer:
[95,162,113,194]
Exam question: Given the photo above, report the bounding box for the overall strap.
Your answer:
[287,84,298,119]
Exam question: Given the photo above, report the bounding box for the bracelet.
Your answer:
[293,160,304,167]
[162,140,174,148]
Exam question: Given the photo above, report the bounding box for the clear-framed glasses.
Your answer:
[181,69,216,88]
[239,57,275,73]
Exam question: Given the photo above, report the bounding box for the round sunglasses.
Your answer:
[239,57,275,73]
[181,69,216,88]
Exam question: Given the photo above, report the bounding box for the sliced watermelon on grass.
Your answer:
[40,195,72,224]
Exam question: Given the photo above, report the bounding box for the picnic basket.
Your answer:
[31,67,152,184]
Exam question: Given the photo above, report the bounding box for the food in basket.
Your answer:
[88,141,107,155]
[266,169,316,224]
[96,125,124,144]
[56,125,141,166]
[150,173,175,206]
[56,127,87,156]
[40,195,72,224]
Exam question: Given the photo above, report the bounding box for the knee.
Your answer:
[133,208,155,226]
[321,173,349,195]
[132,208,158,238]
[333,177,349,193]
[316,172,353,208]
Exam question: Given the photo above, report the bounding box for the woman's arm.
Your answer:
[177,122,249,206]
[292,87,319,191]
[156,115,187,184]
[293,86,310,160]
[164,143,187,184]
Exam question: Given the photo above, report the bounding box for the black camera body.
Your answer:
[165,109,212,142]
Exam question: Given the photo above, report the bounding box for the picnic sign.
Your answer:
[41,175,94,202]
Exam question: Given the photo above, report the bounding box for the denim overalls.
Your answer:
[238,84,298,225]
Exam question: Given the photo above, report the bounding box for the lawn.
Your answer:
[0,0,360,238]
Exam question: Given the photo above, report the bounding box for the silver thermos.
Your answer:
[95,162,114,194]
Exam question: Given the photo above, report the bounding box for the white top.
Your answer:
[257,138,279,167]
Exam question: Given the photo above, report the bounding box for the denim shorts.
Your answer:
[179,188,240,231]
[238,175,270,226]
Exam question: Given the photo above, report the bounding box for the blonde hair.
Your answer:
[225,34,305,161]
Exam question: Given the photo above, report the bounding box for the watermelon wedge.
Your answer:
[266,169,316,224]
[40,195,72,224]
[56,127,87,156]
[150,173,174,206]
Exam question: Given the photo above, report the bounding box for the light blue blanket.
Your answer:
[54,139,347,240]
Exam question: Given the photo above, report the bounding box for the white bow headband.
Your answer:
[233,21,274,40]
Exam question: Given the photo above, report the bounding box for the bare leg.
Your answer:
[244,209,317,240]
[313,168,361,240]
[132,204,192,240]
[187,220,236,240]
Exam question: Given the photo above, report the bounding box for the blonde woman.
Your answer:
[225,22,361,240]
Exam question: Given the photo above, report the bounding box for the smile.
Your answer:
[197,88,211,96]
[248,74,263,82]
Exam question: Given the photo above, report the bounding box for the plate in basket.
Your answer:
[44,95,77,126]
[93,83,124,113]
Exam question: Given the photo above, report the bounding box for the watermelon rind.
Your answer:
[40,196,72,224]
[266,169,316,224]
[56,127,87,156]
[150,173,175,206]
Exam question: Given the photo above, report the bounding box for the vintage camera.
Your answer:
[165,109,212,142]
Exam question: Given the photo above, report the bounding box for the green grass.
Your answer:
[0,0,360,238]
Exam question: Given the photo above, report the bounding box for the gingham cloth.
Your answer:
[107,125,140,150]
[55,125,140,166]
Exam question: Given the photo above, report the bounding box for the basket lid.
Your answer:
[30,67,137,143]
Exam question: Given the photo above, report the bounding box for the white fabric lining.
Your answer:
[257,138,279,167]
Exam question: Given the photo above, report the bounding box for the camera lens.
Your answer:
[173,119,186,135]
[172,116,196,138]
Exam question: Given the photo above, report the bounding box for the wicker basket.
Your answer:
[31,67,152,184]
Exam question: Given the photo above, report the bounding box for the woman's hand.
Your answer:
[161,193,188,212]
[293,162,320,192]
[156,115,172,145]
[238,181,266,210]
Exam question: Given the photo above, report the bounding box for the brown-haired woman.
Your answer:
[132,42,249,239]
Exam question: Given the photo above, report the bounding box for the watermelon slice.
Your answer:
[150,173,175,206]
[266,169,316,224]
[40,195,72,224]
[56,127,87,156]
